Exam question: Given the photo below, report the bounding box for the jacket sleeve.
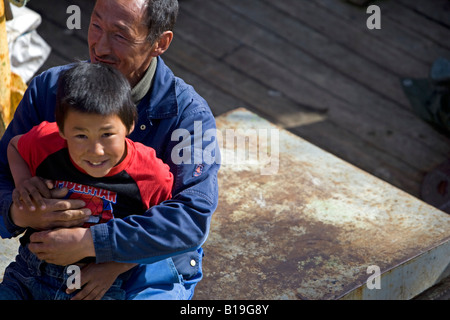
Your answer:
[0,69,60,238]
[91,106,220,264]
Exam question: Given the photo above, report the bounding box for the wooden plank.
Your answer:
[397,0,450,29]
[291,119,423,196]
[225,46,447,170]
[165,36,327,130]
[28,0,93,40]
[217,0,431,119]
[313,0,450,66]
[232,0,415,109]
[181,0,450,159]
[23,1,92,80]
[27,0,90,63]
[264,0,422,106]
[164,58,244,117]
[383,1,450,51]
[35,18,89,63]
[174,11,240,60]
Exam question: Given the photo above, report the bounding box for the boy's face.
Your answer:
[59,110,132,178]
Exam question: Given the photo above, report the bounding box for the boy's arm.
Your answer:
[7,135,51,211]
[7,135,29,187]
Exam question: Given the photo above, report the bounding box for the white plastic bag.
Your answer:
[6,5,51,83]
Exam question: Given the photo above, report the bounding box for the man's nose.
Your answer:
[95,33,112,57]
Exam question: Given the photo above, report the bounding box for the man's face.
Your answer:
[88,0,154,87]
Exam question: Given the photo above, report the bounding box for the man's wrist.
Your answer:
[83,228,96,258]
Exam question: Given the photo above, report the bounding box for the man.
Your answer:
[0,0,220,300]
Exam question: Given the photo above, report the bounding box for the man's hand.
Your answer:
[10,186,92,230]
[67,262,137,300]
[12,176,52,211]
[28,227,96,266]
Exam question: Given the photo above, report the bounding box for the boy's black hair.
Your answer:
[55,62,137,133]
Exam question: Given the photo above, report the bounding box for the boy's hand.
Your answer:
[12,177,52,211]
[66,262,137,300]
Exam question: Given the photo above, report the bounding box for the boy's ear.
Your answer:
[58,129,67,140]
[128,122,135,135]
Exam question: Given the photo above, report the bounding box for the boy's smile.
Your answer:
[59,110,132,178]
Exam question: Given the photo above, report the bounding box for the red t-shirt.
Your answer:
[17,121,173,226]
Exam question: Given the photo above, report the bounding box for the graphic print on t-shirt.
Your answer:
[54,180,117,227]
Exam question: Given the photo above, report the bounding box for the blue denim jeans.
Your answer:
[0,245,125,300]
[0,245,202,300]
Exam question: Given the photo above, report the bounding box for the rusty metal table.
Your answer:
[1,108,449,299]
[194,108,450,300]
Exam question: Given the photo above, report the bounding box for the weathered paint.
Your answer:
[194,108,450,300]
[340,241,450,299]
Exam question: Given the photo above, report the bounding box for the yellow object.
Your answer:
[0,0,27,136]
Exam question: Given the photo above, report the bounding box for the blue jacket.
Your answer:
[0,57,220,278]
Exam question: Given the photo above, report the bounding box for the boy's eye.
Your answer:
[75,134,88,139]
[102,132,114,138]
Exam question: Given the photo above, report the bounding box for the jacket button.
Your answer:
[190,259,196,267]
[140,124,146,130]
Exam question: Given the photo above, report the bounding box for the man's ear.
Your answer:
[150,31,174,57]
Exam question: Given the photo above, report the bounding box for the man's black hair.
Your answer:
[144,0,179,44]
[55,62,137,133]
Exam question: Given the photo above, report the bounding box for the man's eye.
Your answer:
[114,34,129,43]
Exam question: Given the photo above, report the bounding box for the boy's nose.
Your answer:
[89,142,105,156]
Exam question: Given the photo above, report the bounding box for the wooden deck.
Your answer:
[26,0,450,204]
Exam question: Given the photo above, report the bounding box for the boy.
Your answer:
[0,62,173,300]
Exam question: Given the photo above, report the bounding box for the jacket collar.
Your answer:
[139,56,179,120]
[131,57,157,105]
